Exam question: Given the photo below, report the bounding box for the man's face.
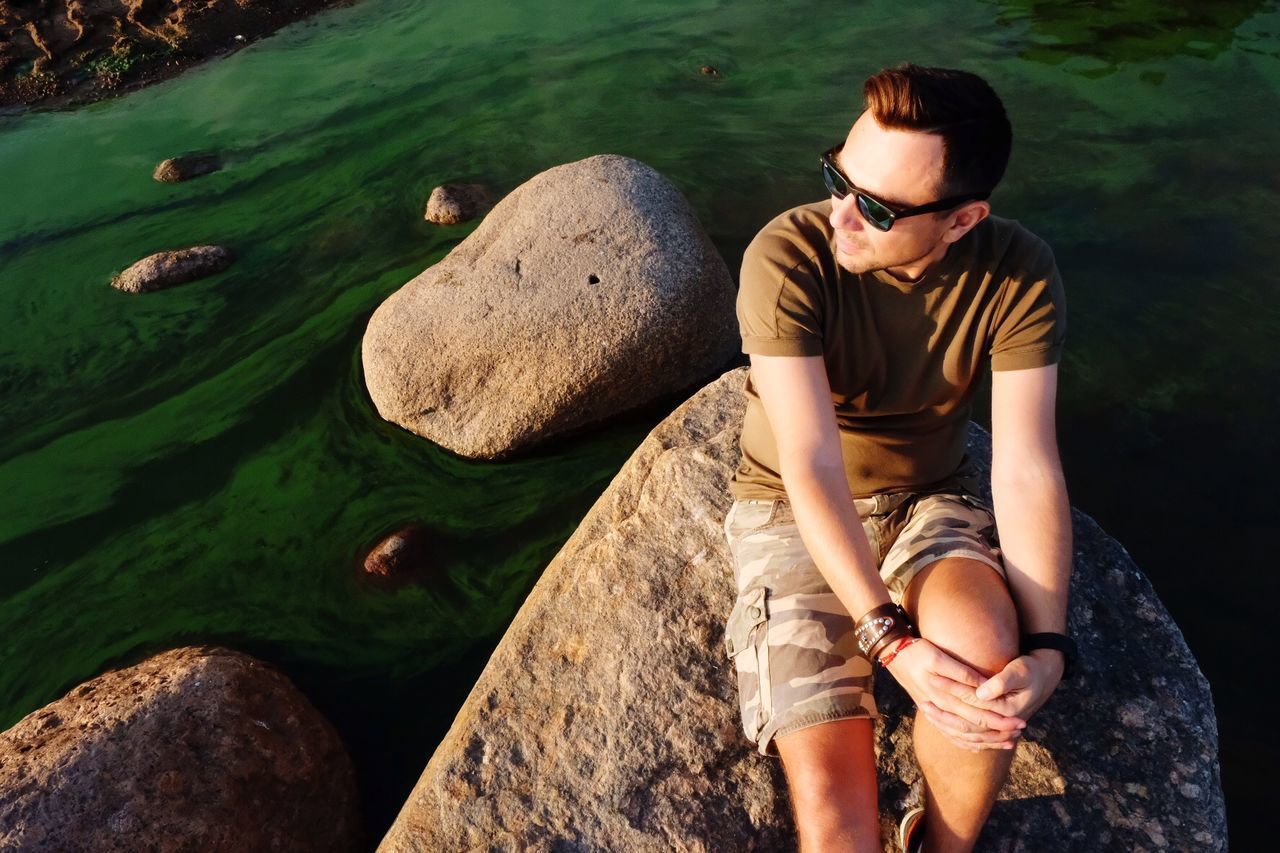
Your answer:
[828,110,953,276]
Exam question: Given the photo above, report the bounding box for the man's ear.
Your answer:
[942,200,990,244]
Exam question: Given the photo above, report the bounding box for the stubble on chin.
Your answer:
[835,244,876,275]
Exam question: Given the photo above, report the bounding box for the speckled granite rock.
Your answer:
[0,646,361,852]
[110,244,236,293]
[379,366,1224,852]
[362,154,738,460]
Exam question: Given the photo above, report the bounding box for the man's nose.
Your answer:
[829,194,863,232]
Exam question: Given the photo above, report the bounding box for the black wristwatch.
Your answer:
[1020,632,1077,680]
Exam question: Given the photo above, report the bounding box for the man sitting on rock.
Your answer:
[722,63,1074,852]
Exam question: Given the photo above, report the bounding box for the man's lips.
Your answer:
[835,234,861,253]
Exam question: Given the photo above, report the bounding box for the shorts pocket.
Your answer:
[724,585,771,741]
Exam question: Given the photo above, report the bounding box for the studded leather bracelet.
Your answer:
[854,602,918,661]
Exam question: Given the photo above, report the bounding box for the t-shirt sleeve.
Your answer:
[989,241,1067,371]
[735,226,825,357]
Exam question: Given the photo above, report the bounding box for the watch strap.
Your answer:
[1020,632,1077,679]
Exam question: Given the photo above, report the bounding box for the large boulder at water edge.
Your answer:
[378,366,1225,852]
[362,154,738,460]
[110,245,236,293]
[0,646,361,852]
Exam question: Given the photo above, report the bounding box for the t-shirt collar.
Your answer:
[868,235,968,291]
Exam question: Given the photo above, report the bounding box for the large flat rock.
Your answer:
[380,366,1224,852]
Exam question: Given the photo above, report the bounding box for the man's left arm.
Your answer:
[973,362,1073,715]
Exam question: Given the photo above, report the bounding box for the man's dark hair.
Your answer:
[863,63,1012,199]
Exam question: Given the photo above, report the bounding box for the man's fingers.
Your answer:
[976,659,1031,701]
[926,648,985,688]
[920,702,1020,745]
[931,663,1035,718]
[919,700,979,733]
[930,690,1026,731]
[924,705,1011,741]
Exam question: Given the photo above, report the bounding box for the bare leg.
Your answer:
[902,557,1021,853]
[774,717,880,853]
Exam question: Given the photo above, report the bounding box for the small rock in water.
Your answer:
[362,523,439,586]
[110,245,236,294]
[424,182,492,225]
[152,153,223,183]
[699,65,719,76]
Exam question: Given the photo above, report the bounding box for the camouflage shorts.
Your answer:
[721,483,1004,757]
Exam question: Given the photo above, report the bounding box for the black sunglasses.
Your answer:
[820,144,990,232]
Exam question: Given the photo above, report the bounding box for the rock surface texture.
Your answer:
[379,366,1225,852]
[424,182,492,224]
[0,645,361,852]
[110,244,236,293]
[363,154,738,460]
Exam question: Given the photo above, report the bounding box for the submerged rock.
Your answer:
[153,153,223,183]
[361,523,439,587]
[379,366,1225,852]
[423,182,491,225]
[0,646,361,851]
[110,245,235,293]
[363,154,737,460]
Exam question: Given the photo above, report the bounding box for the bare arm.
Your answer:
[748,352,890,618]
[989,363,1072,636]
[968,363,1072,711]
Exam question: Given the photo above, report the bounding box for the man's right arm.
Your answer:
[748,352,891,619]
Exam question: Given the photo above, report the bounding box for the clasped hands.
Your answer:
[885,637,1064,752]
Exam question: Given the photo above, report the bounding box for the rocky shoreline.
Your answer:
[0,0,362,113]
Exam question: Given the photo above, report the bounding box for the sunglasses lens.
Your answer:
[821,161,848,199]
[857,195,894,231]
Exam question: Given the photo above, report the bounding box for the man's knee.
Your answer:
[903,557,1019,677]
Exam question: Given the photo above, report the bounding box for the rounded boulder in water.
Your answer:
[362,154,738,460]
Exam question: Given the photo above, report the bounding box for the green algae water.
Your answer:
[2,0,1277,843]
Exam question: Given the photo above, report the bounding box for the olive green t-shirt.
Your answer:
[729,199,1066,501]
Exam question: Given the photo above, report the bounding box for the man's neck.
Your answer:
[882,239,952,285]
